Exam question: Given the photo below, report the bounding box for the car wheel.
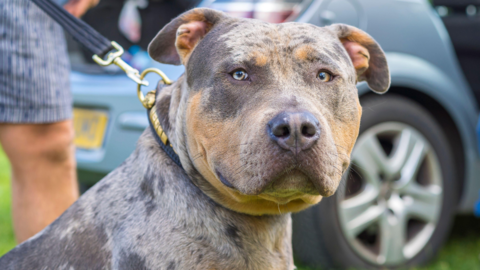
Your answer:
[293,94,457,269]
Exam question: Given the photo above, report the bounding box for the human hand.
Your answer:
[64,0,100,18]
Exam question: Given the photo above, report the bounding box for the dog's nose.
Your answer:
[267,111,320,154]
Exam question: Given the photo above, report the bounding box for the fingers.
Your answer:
[63,0,99,18]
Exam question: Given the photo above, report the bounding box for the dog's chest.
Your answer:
[112,197,295,270]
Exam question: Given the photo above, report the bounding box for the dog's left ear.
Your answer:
[148,8,226,66]
[328,24,390,93]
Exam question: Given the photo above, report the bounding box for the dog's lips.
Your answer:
[212,140,343,198]
[214,157,339,198]
[255,169,320,204]
[216,170,236,189]
[262,169,319,195]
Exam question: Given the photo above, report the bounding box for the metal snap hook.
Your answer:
[137,68,173,109]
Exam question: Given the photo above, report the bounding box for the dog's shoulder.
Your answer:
[0,129,191,269]
[0,193,112,269]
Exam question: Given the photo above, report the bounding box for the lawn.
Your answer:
[0,147,15,256]
[0,147,479,269]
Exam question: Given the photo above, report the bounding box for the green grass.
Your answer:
[412,215,480,270]
[0,148,479,269]
[0,147,16,255]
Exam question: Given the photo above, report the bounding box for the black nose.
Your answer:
[267,111,320,154]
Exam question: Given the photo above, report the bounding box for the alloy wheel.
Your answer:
[337,122,443,266]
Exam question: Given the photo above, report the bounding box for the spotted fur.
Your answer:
[0,8,389,269]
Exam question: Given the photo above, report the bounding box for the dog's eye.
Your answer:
[232,70,248,81]
[318,71,332,82]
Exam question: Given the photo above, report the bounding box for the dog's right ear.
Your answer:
[148,8,226,66]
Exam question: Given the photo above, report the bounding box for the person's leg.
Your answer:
[0,120,79,243]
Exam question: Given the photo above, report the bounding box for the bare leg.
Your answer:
[0,120,79,243]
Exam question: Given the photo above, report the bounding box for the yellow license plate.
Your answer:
[73,108,108,149]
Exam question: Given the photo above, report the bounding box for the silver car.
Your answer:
[70,0,480,268]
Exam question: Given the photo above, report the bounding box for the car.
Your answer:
[69,0,480,269]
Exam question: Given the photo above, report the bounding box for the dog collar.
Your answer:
[147,103,183,168]
[137,68,183,169]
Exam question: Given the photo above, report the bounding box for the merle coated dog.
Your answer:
[0,8,389,270]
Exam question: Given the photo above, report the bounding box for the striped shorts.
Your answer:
[0,0,72,123]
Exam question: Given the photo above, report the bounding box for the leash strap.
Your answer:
[31,0,113,57]
[31,0,181,167]
[147,84,183,168]
[32,0,148,86]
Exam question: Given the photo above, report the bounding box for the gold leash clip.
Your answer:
[137,68,173,109]
[92,41,173,109]
[92,41,149,86]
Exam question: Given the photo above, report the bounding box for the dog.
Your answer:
[0,8,389,270]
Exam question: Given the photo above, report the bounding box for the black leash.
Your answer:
[31,0,148,85]
[31,0,183,168]
[31,0,113,57]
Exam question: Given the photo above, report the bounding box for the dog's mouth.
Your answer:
[210,133,344,201]
[216,170,235,189]
[216,166,320,203]
[259,169,319,203]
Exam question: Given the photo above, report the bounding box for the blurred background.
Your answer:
[1,0,480,269]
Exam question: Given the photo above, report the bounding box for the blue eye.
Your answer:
[318,71,332,82]
[232,70,248,80]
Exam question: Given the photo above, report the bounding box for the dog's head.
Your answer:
[148,8,389,215]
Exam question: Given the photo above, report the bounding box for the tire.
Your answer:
[293,94,457,269]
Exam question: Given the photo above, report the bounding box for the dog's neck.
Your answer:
[134,130,294,268]
[152,77,225,209]
[153,77,205,187]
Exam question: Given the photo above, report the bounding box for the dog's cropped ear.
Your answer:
[327,24,390,93]
[148,8,226,66]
